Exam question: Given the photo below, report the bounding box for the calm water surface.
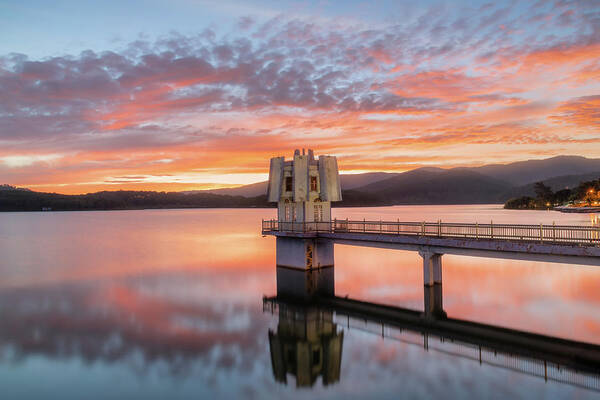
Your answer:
[0,205,599,399]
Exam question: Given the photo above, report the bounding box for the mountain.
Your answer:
[4,155,599,210]
[187,172,397,197]
[354,168,512,204]
[189,156,600,200]
[471,156,600,186]
[505,171,600,198]
[200,181,268,197]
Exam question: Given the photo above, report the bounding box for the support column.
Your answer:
[419,249,446,319]
[419,250,442,286]
[275,237,334,300]
[423,284,446,319]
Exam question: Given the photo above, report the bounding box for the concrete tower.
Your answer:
[267,148,342,225]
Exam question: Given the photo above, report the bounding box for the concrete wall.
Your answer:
[269,150,341,223]
[267,156,284,202]
[293,154,309,203]
[318,156,341,202]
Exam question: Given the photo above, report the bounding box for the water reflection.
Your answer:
[267,245,600,393]
[1,208,599,398]
[0,281,268,376]
[268,302,343,387]
[264,295,600,392]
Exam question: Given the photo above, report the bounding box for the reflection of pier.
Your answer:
[263,296,600,392]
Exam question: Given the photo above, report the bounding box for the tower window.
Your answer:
[285,176,293,192]
[310,176,318,191]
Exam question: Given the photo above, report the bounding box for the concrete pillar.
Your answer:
[419,250,442,286]
[275,237,335,300]
[419,249,445,318]
[423,284,446,319]
[276,237,334,269]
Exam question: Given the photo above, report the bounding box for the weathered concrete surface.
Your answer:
[318,156,341,202]
[267,156,284,202]
[423,284,446,319]
[275,236,334,269]
[419,250,442,285]
[293,154,309,202]
[266,231,600,265]
[268,150,341,223]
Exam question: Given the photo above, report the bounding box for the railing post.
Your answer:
[380,219,382,234]
[422,221,425,236]
[476,222,479,239]
[334,218,337,233]
[540,223,543,243]
[438,220,441,237]
[364,218,366,232]
[553,221,556,242]
[397,218,400,234]
[490,220,493,239]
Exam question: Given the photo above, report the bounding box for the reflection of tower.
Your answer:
[268,304,343,387]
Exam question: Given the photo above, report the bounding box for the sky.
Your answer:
[0,0,599,194]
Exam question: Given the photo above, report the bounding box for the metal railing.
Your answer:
[261,219,600,245]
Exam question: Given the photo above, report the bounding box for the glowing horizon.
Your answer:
[1,0,599,194]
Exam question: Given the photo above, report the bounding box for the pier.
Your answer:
[263,219,600,317]
[262,150,600,317]
[263,219,600,266]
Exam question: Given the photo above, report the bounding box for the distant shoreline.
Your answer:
[554,206,600,213]
[1,203,510,213]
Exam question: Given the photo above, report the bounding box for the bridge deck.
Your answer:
[262,219,600,262]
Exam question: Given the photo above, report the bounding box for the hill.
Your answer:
[505,171,600,199]
[354,168,512,204]
[185,156,600,202]
[3,155,600,210]
[472,156,600,186]
[0,188,270,212]
[187,172,396,197]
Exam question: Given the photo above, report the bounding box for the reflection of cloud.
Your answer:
[0,282,268,376]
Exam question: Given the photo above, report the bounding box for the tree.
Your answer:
[533,182,554,205]
[554,189,572,205]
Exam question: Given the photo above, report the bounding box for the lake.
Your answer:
[0,205,599,399]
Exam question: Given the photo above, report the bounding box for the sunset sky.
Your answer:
[1,0,599,194]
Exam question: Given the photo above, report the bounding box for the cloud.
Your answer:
[0,1,599,192]
[0,154,63,168]
[550,95,600,128]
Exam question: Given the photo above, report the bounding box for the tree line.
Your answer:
[504,179,600,209]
